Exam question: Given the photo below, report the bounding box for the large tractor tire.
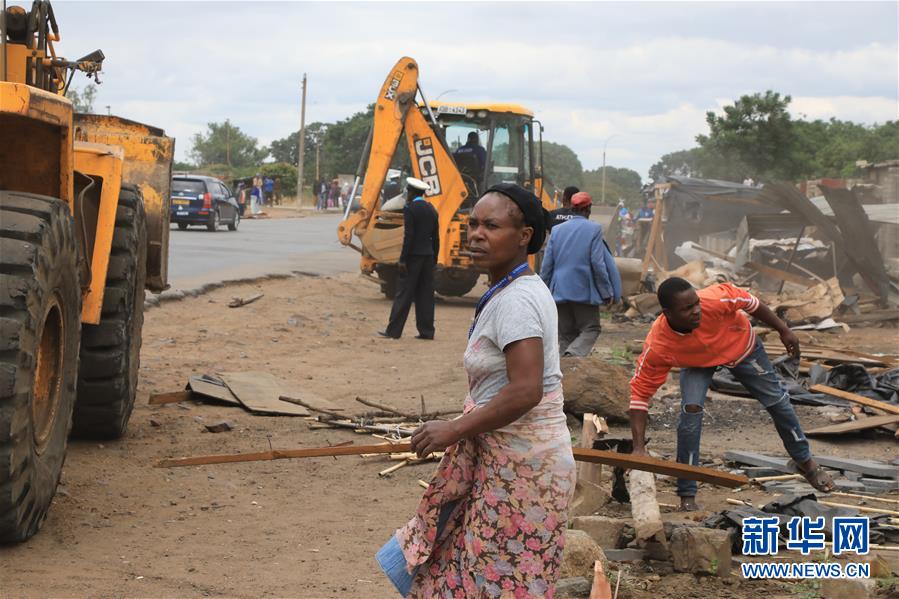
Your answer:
[434,268,480,297]
[72,185,147,439]
[0,191,81,543]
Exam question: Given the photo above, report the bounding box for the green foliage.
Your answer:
[172,161,196,172]
[66,83,97,113]
[697,91,796,180]
[582,166,643,205]
[268,107,375,187]
[651,91,899,184]
[189,120,266,168]
[259,162,298,196]
[540,141,583,191]
[268,122,329,187]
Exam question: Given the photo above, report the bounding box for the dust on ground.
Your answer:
[1,273,896,598]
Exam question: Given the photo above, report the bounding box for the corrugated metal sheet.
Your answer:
[810,197,899,225]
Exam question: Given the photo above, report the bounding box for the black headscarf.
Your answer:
[482,183,550,254]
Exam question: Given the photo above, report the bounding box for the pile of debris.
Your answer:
[619,179,899,331]
[725,450,899,496]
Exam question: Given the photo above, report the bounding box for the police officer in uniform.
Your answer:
[380,178,440,339]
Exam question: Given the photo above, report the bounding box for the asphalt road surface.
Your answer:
[165,213,358,290]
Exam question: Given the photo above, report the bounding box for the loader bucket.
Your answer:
[73,114,174,292]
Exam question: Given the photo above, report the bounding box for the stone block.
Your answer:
[570,515,629,549]
[561,529,608,580]
[820,577,877,599]
[568,480,611,517]
[669,526,732,576]
[555,577,591,598]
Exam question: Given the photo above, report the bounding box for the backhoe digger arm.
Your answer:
[336,57,419,246]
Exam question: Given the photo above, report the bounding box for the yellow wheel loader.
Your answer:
[337,56,558,298]
[0,1,174,542]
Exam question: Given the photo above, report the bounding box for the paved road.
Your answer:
[165,213,358,290]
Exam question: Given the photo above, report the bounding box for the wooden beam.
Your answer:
[640,196,665,280]
[809,385,899,415]
[806,415,899,436]
[156,442,750,488]
[744,261,817,288]
[577,414,603,485]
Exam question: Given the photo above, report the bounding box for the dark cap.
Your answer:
[482,183,549,254]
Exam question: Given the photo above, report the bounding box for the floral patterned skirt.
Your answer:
[396,390,576,598]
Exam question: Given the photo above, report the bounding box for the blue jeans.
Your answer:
[675,339,812,497]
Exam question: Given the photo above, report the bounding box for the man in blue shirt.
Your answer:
[540,191,622,357]
[453,132,486,173]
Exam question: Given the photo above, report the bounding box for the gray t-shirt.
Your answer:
[463,275,562,406]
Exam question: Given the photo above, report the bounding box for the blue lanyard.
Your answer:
[468,262,529,339]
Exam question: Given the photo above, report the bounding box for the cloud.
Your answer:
[48,2,896,179]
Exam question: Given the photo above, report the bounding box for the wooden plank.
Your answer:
[148,390,193,405]
[220,371,310,416]
[156,442,750,488]
[838,310,899,325]
[577,414,603,485]
[806,415,899,436]
[809,385,899,416]
[745,261,817,288]
[640,196,665,279]
[803,343,899,367]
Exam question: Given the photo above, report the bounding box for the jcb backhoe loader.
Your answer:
[0,1,174,542]
[337,56,557,298]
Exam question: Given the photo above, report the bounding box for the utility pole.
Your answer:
[105,105,111,116]
[315,142,320,182]
[297,73,307,203]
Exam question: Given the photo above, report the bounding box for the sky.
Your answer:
[47,1,899,180]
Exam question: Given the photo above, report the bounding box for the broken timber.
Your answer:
[806,415,899,436]
[809,385,899,416]
[155,443,750,488]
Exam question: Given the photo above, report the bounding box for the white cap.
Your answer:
[406,177,430,192]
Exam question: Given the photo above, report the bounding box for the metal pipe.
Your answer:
[416,83,440,129]
[344,124,374,220]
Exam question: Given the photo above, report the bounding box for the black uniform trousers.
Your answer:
[385,255,436,338]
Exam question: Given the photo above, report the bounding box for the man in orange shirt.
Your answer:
[629,277,833,511]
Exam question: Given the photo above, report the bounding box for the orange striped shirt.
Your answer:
[629,283,760,412]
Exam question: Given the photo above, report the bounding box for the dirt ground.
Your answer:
[2,272,897,598]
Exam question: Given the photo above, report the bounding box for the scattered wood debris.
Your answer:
[228,293,264,308]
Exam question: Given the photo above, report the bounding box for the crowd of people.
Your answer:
[315,178,353,210]
[235,173,278,216]
[370,179,832,597]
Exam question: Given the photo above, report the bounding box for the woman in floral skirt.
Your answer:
[378,183,576,598]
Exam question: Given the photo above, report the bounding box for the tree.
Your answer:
[268,122,329,186]
[540,141,583,191]
[319,106,375,179]
[67,84,97,113]
[697,91,796,181]
[648,148,705,182]
[582,166,643,205]
[259,162,298,196]
[189,120,266,168]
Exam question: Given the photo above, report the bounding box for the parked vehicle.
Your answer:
[170,175,240,231]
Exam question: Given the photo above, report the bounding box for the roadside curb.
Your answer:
[144,270,322,311]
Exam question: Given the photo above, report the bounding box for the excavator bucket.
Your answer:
[74,114,175,292]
